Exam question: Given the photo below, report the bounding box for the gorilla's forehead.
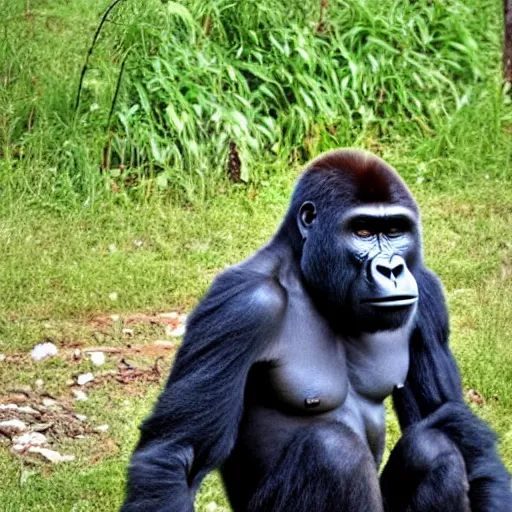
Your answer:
[302,149,418,210]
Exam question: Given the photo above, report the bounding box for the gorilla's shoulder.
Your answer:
[193,266,287,328]
[216,267,286,314]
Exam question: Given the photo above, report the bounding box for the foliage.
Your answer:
[1,0,510,202]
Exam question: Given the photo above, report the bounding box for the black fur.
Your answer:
[393,269,512,511]
[121,271,286,511]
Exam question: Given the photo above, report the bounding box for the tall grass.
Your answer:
[1,0,510,204]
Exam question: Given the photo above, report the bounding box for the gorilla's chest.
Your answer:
[264,311,411,458]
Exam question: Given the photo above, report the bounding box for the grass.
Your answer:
[0,0,511,510]
[2,0,510,202]
[0,179,511,511]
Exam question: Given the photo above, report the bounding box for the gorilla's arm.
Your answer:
[121,270,285,512]
[393,269,512,511]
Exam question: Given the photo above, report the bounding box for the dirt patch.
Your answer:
[89,358,166,387]
[90,311,186,332]
[0,391,96,444]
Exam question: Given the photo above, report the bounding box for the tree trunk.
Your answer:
[505,0,512,84]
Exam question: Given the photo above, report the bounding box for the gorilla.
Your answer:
[122,150,511,511]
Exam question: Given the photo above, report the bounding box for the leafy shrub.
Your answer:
[100,0,488,193]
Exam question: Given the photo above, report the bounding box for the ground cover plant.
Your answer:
[0,0,511,510]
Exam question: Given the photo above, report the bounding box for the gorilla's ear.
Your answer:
[298,201,317,239]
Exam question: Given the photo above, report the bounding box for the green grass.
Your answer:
[0,0,511,510]
[0,178,511,511]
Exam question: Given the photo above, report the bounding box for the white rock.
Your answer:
[30,342,58,361]
[35,379,44,389]
[72,389,88,401]
[0,404,19,410]
[89,352,105,366]
[28,447,75,463]
[0,419,27,435]
[75,414,87,422]
[110,314,121,322]
[77,373,95,386]
[72,348,81,360]
[122,328,134,336]
[108,292,118,301]
[42,398,57,408]
[166,324,186,337]
[74,435,87,439]
[0,354,6,362]
[18,406,39,415]
[12,432,47,449]
[94,424,109,433]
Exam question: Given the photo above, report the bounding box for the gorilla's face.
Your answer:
[298,202,421,333]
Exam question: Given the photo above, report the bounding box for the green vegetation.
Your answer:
[0,0,511,510]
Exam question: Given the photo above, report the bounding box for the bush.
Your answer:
[97,0,490,192]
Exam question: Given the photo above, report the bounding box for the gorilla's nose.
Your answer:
[374,260,405,281]
[369,255,410,289]
[362,254,418,307]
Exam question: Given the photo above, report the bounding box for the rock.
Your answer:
[0,354,6,362]
[89,352,105,366]
[108,292,118,301]
[42,398,57,408]
[72,389,88,401]
[0,404,19,410]
[31,423,52,432]
[110,314,121,322]
[75,414,87,422]
[30,342,58,362]
[94,424,109,433]
[72,349,81,361]
[12,432,47,450]
[166,324,186,337]
[77,373,95,386]
[28,447,75,463]
[18,406,39,415]
[7,393,28,404]
[0,419,27,436]
[122,328,134,336]
[35,379,44,389]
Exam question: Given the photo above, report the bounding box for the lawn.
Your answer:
[1,0,511,510]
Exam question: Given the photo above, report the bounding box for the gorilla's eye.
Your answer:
[387,227,403,238]
[355,229,373,239]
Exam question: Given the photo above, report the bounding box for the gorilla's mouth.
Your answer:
[361,295,418,307]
